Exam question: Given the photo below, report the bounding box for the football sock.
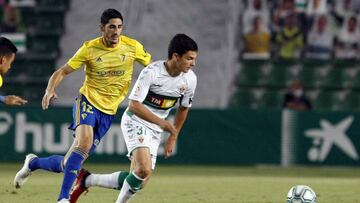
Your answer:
[85,171,129,189]
[29,155,64,172]
[115,172,144,203]
[58,148,87,201]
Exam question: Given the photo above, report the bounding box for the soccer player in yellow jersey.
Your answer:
[0,37,27,105]
[13,8,151,203]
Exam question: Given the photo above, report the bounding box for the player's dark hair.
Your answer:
[0,37,17,56]
[100,8,123,25]
[168,34,198,59]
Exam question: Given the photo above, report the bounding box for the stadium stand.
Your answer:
[3,0,359,112]
[0,0,69,104]
[229,0,360,112]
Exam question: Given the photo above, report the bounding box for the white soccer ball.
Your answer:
[286,185,317,203]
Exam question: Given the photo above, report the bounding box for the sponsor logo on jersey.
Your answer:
[97,70,125,77]
[143,91,179,110]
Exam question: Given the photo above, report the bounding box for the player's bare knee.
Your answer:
[76,138,92,152]
[134,166,152,179]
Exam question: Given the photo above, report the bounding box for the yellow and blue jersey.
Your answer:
[67,35,151,115]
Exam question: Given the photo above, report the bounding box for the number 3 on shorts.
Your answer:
[136,126,146,135]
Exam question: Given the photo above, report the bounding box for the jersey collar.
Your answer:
[160,61,184,77]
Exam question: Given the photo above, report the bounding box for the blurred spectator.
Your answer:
[242,0,270,33]
[0,5,24,33]
[306,0,329,16]
[272,0,296,34]
[243,16,271,59]
[306,0,329,30]
[335,16,360,59]
[9,0,36,7]
[275,12,304,58]
[283,80,312,111]
[295,0,307,13]
[331,0,356,27]
[306,14,334,59]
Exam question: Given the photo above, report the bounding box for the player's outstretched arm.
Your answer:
[42,64,75,110]
[0,95,28,106]
[128,100,178,135]
[164,105,189,158]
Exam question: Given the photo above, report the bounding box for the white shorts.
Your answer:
[121,112,162,170]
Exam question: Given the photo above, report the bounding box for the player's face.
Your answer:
[0,53,15,75]
[175,51,197,73]
[101,18,123,47]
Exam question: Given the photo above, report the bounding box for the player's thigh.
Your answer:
[132,147,152,168]
[75,124,94,150]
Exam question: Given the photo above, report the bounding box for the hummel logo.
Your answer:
[96,57,102,62]
[305,116,359,162]
[81,113,87,120]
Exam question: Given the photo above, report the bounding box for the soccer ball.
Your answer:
[286,185,317,203]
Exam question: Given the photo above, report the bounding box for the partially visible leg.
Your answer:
[85,170,129,189]
[58,125,92,201]
[28,139,78,173]
[116,147,152,203]
[13,139,79,189]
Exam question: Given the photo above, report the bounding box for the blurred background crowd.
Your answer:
[240,0,360,60]
[1,0,360,112]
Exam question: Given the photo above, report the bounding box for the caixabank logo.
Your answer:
[304,116,359,163]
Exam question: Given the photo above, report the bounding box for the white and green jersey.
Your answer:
[126,60,197,132]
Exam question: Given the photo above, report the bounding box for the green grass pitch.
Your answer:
[1,163,360,203]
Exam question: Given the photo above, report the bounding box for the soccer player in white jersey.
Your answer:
[70,33,198,203]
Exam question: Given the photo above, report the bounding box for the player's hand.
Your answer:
[42,89,58,110]
[4,95,28,106]
[164,134,177,159]
[159,120,178,136]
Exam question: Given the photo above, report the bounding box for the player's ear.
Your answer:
[0,56,5,65]
[172,53,180,61]
[99,24,105,32]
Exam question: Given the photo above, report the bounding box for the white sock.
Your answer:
[85,172,121,189]
[115,179,136,203]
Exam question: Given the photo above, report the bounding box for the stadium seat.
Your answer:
[37,0,70,8]
[321,68,349,89]
[342,92,360,112]
[257,90,283,109]
[36,8,66,32]
[314,91,341,111]
[349,70,360,90]
[298,67,323,89]
[333,59,358,69]
[27,31,61,55]
[237,65,265,87]
[267,63,294,88]
[19,7,37,29]
[0,81,48,103]
[229,89,257,109]
[301,59,328,69]
[7,54,56,79]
